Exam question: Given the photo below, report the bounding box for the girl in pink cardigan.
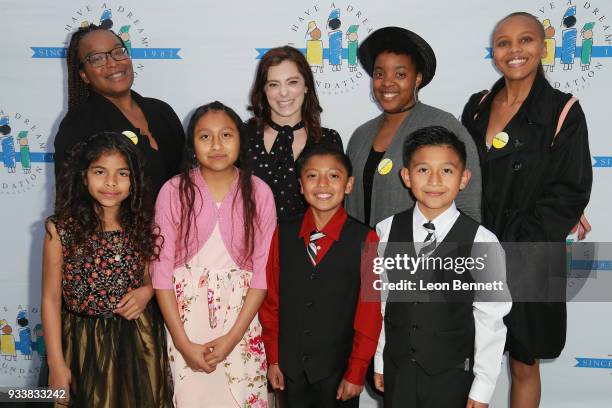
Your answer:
[151,101,276,408]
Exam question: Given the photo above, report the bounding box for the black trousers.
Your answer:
[384,359,474,408]
[283,369,359,408]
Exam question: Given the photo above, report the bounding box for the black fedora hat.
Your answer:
[358,26,437,88]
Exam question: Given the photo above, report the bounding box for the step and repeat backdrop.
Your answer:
[1,1,610,406]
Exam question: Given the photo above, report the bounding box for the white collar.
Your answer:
[414,202,459,232]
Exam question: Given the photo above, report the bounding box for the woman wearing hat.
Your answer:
[345,26,482,227]
[461,12,591,408]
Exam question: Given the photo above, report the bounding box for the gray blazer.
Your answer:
[345,101,482,226]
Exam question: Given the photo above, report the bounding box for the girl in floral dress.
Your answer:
[41,132,172,407]
[152,101,276,408]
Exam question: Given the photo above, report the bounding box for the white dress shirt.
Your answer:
[374,202,512,404]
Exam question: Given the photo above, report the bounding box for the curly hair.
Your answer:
[178,102,257,265]
[247,46,323,141]
[66,24,129,109]
[50,132,161,261]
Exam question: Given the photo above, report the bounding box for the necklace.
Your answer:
[384,100,418,115]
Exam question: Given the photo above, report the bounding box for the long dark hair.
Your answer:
[248,46,323,141]
[492,11,546,77]
[179,102,257,265]
[50,131,161,261]
[66,24,129,109]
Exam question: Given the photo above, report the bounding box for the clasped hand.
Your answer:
[179,334,238,373]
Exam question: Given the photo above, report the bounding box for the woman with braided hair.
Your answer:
[54,24,184,197]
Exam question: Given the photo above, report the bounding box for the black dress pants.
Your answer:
[384,359,474,408]
[284,369,359,408]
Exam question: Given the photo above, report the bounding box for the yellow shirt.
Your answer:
[306,40,323,65]
[542,38,556,66]
[0,334,17,355]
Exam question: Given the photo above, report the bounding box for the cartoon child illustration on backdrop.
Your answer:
[33,323,45,359]
[561,5,577,70]
[99,9,113,29]
[16,310,32,360]
[118,25,132,56]
[18,131,31,174]
[306,21,324,73]
[346,25,359,72]
[0,116,17,174]
[580,22,595,71]
[0,115,10,136]
[0,319,17,361]
[542,19,556,72]
[327,8,342,71]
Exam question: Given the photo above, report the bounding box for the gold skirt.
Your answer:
[59,302,173,408]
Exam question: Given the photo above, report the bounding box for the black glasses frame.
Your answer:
[80,46,130,68]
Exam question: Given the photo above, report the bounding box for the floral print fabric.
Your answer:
[167,225,267,408]
[57,226,143,315]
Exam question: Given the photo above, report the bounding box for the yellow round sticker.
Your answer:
[122,130,139,145]
[377,158,393,175]
[492,132,509,149]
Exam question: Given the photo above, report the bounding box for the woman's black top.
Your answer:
[246,119,343,220]
[363,148,385,226]
[54,91,185,197]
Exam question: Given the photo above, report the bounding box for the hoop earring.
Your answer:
[369,90,378,104]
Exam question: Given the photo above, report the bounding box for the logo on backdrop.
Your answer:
[534,1,611,93]
[575,356,612,372]
[0,110,53,195]
[0,306,44,381]
[592,156,612,167]
[485,1,611,94]
[256,2,376,95]
[30,3,181,78]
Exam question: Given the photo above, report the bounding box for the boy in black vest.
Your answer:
[373,126,511,408]
[260,143,382,408]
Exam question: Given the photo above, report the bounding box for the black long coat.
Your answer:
[462,73,592,242]
[461,73,592,363]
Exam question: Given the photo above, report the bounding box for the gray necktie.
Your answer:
[418,221,437,257]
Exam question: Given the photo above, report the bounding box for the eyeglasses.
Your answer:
[80,46,130,68]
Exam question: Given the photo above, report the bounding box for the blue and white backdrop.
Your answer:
[1,1,610,406]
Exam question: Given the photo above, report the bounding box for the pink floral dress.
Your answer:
[168,223,268,408]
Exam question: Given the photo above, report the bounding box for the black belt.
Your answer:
[66,309,116,319]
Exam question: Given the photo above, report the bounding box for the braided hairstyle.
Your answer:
[66,24,127,109]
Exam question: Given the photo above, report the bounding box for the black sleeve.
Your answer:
[504,102,592,241]
[159,101,185,177]
[324,128,344,151]
[461,90,488,129]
